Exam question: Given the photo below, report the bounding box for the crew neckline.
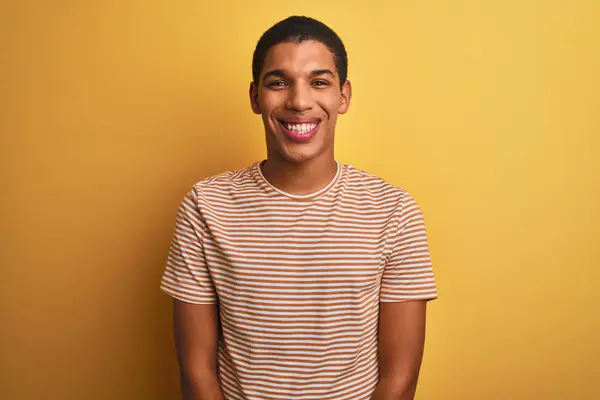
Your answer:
[255,160,342,201]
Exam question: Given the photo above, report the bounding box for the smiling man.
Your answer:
[160,16,437,400]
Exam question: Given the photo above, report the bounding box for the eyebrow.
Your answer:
[262,69,335,80]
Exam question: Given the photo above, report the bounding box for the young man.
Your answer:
[160,16,437,400]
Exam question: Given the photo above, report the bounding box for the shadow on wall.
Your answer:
[141,101,259,398]
[67,90,259,397]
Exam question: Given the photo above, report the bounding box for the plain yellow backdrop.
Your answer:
[1,1,598,399]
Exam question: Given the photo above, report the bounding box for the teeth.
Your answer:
[284,122,317,133]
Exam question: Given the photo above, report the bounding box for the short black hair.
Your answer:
[252,16,348,87]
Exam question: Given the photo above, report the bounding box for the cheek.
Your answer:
[319,94,342,117]
[260,91,284,112]
[323,105,340,126]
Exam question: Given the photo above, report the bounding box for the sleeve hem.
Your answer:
[160,285,218,305]
[379,295,438,303]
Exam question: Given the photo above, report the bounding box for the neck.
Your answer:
[261,153,338,196]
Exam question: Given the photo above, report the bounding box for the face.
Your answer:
[250,40,352,164]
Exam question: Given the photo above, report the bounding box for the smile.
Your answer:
[278,120,321,142]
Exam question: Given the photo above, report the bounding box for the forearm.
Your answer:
[374,301,428,400]
[370,376,418,400]
[181,370,224,400]
[173,300,223,400]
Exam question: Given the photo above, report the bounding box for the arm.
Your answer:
[173,299,224,400]
[371,300,428,400]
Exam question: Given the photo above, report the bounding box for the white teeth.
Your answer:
[284,122,317,133]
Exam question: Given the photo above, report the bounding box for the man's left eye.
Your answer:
[312,80,328,86]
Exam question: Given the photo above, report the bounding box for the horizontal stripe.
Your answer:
[160,161,437,399]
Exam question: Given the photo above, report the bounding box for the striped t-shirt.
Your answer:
[160,160,438,400]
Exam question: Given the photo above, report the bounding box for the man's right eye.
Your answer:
[266,81,286,87]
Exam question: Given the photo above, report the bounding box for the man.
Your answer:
[160,16,437,400]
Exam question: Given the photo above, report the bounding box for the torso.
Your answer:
[197,161,404,399]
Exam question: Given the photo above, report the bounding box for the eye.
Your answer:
[266,80,287,88]
[312,80,329,87]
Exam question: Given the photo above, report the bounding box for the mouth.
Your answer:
[277,119,321,142]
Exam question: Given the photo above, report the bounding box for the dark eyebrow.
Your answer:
[262,69,286,81]
[262,69,335,81]
[310,69,335,78]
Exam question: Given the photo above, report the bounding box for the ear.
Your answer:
[249,81,261,114]
[338,79,352,114]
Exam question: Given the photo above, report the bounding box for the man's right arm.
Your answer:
[173,299,224,400]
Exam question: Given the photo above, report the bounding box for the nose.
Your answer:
[285,83,314,112]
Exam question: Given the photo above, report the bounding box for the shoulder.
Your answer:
[178,163,260,215]
[342,165,428,234]
[341,164,426,220]
[343,163,409,202]
[188,163,256,197]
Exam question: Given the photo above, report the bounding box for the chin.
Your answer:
[279,149,317,164]
[279,143,331,165]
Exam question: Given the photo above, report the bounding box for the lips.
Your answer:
[278,119,321,142]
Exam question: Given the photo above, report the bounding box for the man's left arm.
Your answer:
[371,300,428,400]
[373,191,437,399]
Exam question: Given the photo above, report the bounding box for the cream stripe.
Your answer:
[160,162,437,399]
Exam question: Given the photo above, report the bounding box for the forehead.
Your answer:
[261,40,338,78]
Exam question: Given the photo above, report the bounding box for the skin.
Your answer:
[249,40,352,195]
[173,301,224,400]
[371,301,429,400]
[173,39,429,400]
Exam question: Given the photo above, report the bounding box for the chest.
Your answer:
[201,205,396,309]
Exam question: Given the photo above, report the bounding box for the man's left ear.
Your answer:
[338,79,352,114]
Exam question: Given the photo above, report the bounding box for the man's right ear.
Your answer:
[249,82,261,114]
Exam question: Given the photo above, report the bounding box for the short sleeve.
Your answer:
[380,191,438,302]
[159,187,218,304]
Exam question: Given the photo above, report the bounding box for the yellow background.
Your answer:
[2,1,598,399]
